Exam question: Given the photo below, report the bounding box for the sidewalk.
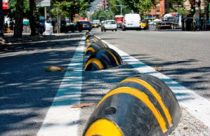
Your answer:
[0,33,83,51]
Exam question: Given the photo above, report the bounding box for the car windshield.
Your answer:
[106,21,115,24]
[79,21,90,25]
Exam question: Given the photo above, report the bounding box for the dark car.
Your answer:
[157,21,172,29]
[67,23,77,32]
[76,21,92,32]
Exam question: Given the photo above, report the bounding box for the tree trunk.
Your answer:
[56,15,61,33]
[14,0,24,38]
[0,0,4,38]
[29,0,38,36]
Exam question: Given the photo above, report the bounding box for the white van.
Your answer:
[122,13,141,30]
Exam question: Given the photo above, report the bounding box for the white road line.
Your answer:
[37,36,85,136]
[98,37,210,129]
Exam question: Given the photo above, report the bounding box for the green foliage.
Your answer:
[50,0,89,18]
[92,9,114,21]
[75,0,89,17]
[122,0,155,15]
[9,0,29,13]
[8,0,30,19]
[173,7,190,16]
[108,0,131,15]
[50,1,72,17]
[137,0,154,16]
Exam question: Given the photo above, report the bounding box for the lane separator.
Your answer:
[96,36,210,129]
[37,36,85,136]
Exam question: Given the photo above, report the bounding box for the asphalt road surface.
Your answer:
[0,34,83,136]
[93,29,210,100]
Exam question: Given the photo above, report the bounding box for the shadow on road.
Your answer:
[0,35,83,136]
[130,53,210,97]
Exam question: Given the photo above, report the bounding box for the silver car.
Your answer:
[101,20,117,32]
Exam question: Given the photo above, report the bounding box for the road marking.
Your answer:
[37,36,85,136]
[98,37,210,129]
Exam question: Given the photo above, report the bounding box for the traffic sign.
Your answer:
[36,0,51,7]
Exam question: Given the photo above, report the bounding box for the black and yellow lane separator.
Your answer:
[85,44,101,56]
[83,75,181,136]
[84,58,104,71]
[84,48,123,71]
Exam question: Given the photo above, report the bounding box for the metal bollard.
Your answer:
[83,74,181,136]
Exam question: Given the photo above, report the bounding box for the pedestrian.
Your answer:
[38,16,45,35]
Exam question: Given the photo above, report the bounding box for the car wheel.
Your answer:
[122,26,126,31]
[115,29,117,31]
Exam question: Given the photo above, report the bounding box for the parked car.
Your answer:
[157,21,172,29]
[140,20,149,30]
[122,13,141,30]
[66,23,77,32]
[91,20,100,28]
[76,21,92,32]
[101,20,117,32]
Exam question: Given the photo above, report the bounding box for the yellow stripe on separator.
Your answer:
[106,49,120,65]
[84,58,104,70]
[97,87,167,133]
[86,47,96,54]
[121,78,173,127]
[86,42,91,47]
[85,118,123,136]
[86,39,90,42]
[94,37,98,42]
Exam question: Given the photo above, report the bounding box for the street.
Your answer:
[93,29,210,99]
[0,34,84,136]
[1,31,210,136]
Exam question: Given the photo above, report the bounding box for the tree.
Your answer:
[137,0,154,16]
[122,0,155,16]
[51,0,89,21]
[76,0,89,17]
[9,0,29,38]
[0,0,4,39]
[108,0,130,15]
[92,9,114,20]
[51,1,72,32]
[14,0,24,38]
[29,0,37,36]
[167,0,186,12]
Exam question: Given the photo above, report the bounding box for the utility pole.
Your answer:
[116,4,123,15]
